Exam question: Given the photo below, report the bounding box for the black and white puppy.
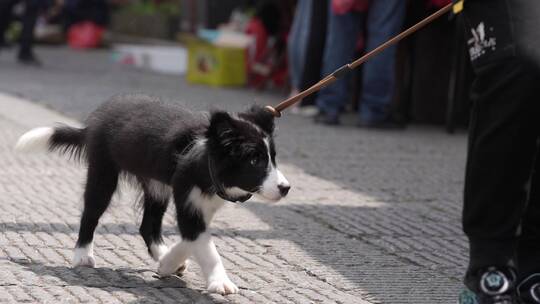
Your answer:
[15,94,290,295]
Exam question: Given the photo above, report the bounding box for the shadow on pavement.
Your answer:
[240,202,463,303]
[9,259,222,304]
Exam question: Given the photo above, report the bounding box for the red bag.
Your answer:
[67,22,104,49]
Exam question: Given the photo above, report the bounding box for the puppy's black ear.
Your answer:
[208,111,234,137]
[207,111,241,151]
[239,105,275,135]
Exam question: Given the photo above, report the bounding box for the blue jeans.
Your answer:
[287,0,313,90]
[316,0,406,123]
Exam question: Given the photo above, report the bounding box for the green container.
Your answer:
[186,39,246,87]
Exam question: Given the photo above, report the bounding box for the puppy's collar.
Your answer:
[217,191,252,203]
[207,156,252,203]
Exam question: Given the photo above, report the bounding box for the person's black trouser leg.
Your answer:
[517,146,540,279]
[463,58,540,272]
[463,0,540,276]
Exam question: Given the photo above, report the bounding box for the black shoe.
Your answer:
[357,116,406,130]
[17,52,42,66]
[313,111,340,126]
[459,266,518,304]
[517,274,540,303]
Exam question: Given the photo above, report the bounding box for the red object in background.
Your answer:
[67,22,104,49]
[245,17,270,88]
[245,17,289,89]
[428,0,452,8]
[245,18,268,66]
[332,0,369,14]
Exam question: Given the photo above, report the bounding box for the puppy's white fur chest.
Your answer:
[189,187,225,224]
[146,180,173,201]
[145,180,228,225]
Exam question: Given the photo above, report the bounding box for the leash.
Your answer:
[265,2,454,118]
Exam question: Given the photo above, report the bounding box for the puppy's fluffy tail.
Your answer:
[15,125,87,161]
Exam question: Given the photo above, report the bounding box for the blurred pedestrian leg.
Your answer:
[359,0,405,125]
[287,0,312,97]
[315,0,405,127]
[288,0,327,116]
[0,0,44,65]
[316,1,363,125]
[18,0,41,64]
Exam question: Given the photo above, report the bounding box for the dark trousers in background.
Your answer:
[463,0,540,280]
[0,0,41,57]
[315,0,406,123]
[287,0,327,107]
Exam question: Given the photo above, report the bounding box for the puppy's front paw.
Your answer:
[174,259,189,275]
[158,258,188,277]
[207,276,239,295]
[73,248,95,268]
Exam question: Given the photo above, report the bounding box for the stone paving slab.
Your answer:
[0,47,469,303]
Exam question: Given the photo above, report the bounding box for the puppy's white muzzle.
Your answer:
[258,168,290,202]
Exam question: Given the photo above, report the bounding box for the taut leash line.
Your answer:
[265,2,454,118]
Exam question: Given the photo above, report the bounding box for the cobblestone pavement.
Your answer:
[0,47,468,303]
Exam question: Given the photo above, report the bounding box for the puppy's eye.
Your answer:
[250,157,259,166]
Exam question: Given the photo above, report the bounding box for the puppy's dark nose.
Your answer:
[278,184,290,197]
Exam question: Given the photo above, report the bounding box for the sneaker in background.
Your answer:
[458,266,518,304]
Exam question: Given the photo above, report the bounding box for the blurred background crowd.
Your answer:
[0,0,470,132]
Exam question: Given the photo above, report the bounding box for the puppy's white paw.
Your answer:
[150,243,169,261]
[175,259,189,275]
[73,247,95,267]
[207,276,239,295]
[158,258,188,277]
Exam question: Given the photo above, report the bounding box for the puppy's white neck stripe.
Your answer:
[177,138,207,169]
[180,137,206,158]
